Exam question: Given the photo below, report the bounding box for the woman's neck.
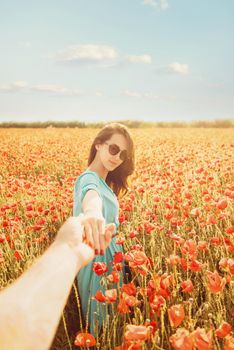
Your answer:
[87,161,108,181]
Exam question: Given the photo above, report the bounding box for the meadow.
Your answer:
[0,127,233,350]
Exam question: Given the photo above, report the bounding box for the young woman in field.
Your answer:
[73,123,135,335]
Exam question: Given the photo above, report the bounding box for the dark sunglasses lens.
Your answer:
[120,150,128,161]
[109,144,120,155]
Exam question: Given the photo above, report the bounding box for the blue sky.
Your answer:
[0,0,233,123]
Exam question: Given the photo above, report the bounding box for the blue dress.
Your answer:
[73,170,123,335]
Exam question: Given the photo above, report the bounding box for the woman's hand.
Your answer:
[55,216,114,265]
[80,212,115,255]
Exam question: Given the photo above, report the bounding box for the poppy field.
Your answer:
[0,127,233,350]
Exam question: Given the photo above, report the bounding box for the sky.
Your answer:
[0,0,233,123]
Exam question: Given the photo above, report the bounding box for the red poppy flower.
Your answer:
[130,244,143,251]
[37,217,46,225]
[215,321,232,338]
[226,226,234,235]
[167,254,180,265]
[225,275,231,284]
[169,328,194,350]
[150,295,166,314]
[216,199,228,210]
[228,259,234,275]
[133,251,148,265]
[160,273,174,290]
[107,271,120,283]
[74,332,96,347]
[180,258,189,271]
[144,319,158,335]
[219,257,228,269]
[197,241,208,251]
[208,215,217,225]
[123,293,140,307]
[14,250,22,261]
[210,237,221,246]
[121,282,137,296]
[30,224,43,231]
[168,304,185,328]
[116,341,142,350]
[124,250,148,267]
[114,251,123,264]
[206,270,226,293]
[105,288,117,302]
[94,290,106,302]
[181,239,197,257]
[193,327,212,350]
[190,207,201,217]
[117,297,130,314]
[26,204,33,211]
[92,262,108,276]
[181,280,194,293]
[124,325,150,342]
[224,336,234,350]
[169,233,185,245]
[189,259,203,272]
[113,263,123,271]
[129,230,139,238]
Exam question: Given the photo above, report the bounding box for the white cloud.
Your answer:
[144,92,159,99]
[30,85,82,96]
[95,91,103,97]
[123,90,142,98]
[142,0,169,10]
[123,90,159,99]
[156,62,189,75]
[15,81,28,87]
[55,44,118,64]
[53,44,154,69]
[0,81,28,92]
[31,84,83,96]
[126,54,152,64]
[32,84,68,94]
[0,81,83,97]
[167,62,189,75]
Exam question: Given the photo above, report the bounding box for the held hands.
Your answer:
[80,211,115,256]
[56,215,115,266]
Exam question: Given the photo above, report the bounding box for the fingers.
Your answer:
[78,215,115,255]
[92,221,100,255]
[83,223,94,249]
[104,224,115,248]
[98,220,105,255]
[83,218,103,255]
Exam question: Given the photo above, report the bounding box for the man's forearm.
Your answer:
[0,240,82,350]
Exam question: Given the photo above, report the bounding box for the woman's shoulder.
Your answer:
[75,170,100,186]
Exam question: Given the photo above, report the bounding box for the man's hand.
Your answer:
[55,216,114,266]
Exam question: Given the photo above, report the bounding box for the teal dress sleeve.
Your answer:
[73,172,101,216]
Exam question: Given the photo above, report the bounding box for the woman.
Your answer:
[73,123,135,335]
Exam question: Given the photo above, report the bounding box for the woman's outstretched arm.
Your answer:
[0,216,114,350]
[81,189,107,255]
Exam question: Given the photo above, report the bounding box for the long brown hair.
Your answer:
[88,123,135,197]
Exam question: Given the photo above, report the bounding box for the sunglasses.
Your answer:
[104,142,129,162]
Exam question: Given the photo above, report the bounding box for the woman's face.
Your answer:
[95,133,128,172]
